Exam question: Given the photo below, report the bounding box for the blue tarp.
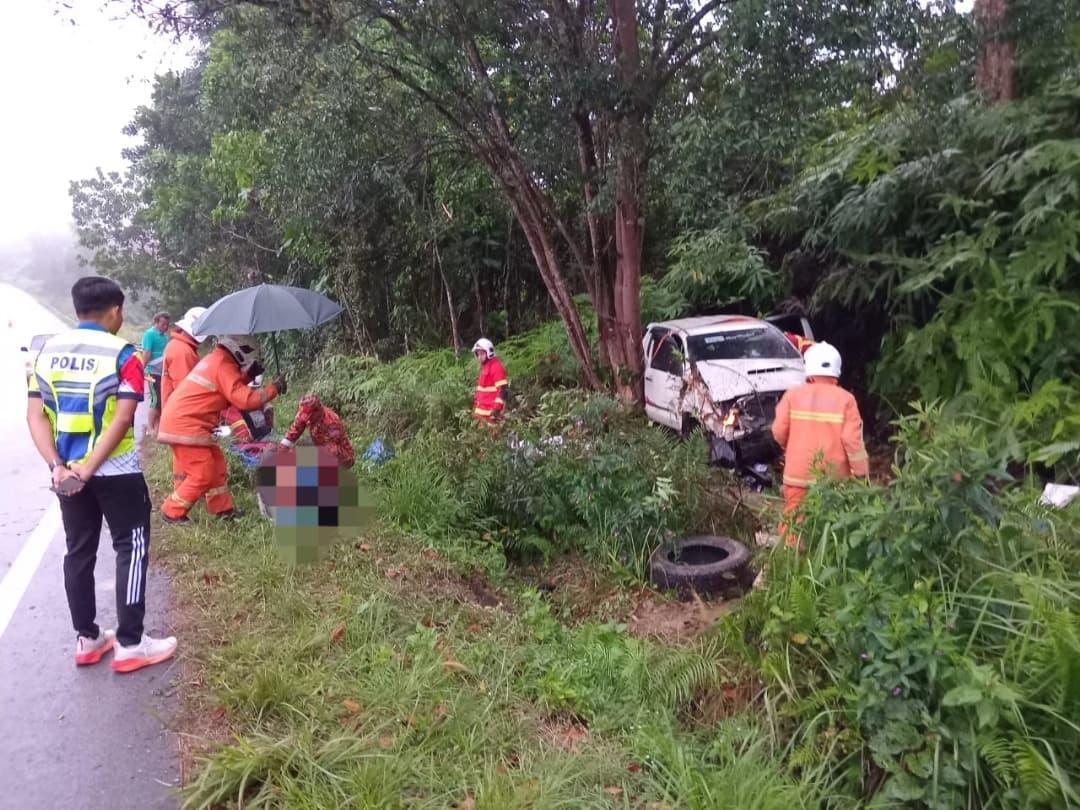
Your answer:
[362,438,395,465]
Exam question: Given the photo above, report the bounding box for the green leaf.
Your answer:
[941,685,982,707]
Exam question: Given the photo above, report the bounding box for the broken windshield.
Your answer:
[687,328,800,362]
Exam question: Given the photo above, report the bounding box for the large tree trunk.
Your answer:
[464,38,603,391]
[500,179,602,390]
[573,107,620,375]
[609,0,646,404]
[974,0,1015,101]
[612,145,645,403]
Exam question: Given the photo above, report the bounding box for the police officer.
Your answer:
[26,277,177,672]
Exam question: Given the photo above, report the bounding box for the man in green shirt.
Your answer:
[140,312,171,434]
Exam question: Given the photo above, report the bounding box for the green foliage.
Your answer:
[723,405,1080,807]
[636,726,823,810]
[757,76,1080,474]
[660,220,781,316]
[370,384,709,576]
[319,317,709,577]
[146,441,828,810]
[518,590,724,728]
[317,316,588,436]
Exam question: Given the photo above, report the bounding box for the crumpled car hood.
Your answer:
[693,357,806,403]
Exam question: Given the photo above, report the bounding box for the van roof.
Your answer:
[646,315,770,337]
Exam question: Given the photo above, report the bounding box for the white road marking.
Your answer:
[0,501,61,640]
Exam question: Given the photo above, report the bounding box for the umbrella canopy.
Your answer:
[192,284,342,337]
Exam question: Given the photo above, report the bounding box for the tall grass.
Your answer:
[152,472,824,809]
[722,403,1080,808]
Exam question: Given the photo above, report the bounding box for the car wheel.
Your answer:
[650,536,755,599]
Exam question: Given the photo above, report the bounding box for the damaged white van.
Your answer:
[642,315,810,462]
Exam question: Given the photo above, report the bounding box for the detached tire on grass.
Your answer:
[650,536,755,600]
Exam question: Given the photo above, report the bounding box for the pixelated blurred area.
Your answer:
[255,444,377,564]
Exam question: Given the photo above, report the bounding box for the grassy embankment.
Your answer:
[149,323,803,809]
[152,321,1080,809]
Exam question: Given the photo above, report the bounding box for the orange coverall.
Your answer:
[160,329,200,409]
[158,347,279,519]
[473,356,508,421]
[771,377,868,546]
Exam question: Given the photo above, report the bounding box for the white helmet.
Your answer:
[804,341,842,378]
[472,338,495,359]
[217,334,265,377]
[174,306,209,343]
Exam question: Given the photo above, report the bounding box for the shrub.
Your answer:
[723,403,1080,808]
[370,389,711,577]
[315,315,592,438]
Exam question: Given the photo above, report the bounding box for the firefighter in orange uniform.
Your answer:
[771,342,868,546]
[161,307,208,409]
[471,338,508,422]
[157,335,285,523]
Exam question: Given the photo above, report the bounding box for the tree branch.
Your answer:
[649,0,668,68]
[658,28,724,88]
[659,0,731,73]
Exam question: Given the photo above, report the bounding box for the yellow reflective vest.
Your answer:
[30,326,137,466]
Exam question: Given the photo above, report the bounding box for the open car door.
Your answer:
[764,313,814,341]
[642,327,686,431]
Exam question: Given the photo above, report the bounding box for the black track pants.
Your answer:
[57,473,151,648]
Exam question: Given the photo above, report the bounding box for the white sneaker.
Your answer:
[110,634,177,673]
[74,629,116,666]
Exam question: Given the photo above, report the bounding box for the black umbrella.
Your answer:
[192,284,343,373]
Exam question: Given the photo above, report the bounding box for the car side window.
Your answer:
[649,330,684,376]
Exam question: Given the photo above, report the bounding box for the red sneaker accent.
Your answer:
[110,647,176,673]
[74,635,115,666]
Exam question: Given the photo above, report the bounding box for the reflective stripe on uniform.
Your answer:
[782,475,815,487]
[207,486,229,497]
[35,328,135,466]
[187,372,217,392]
[494,379,509,388]
[790,409,844,424]
[476,385,499,393]
[167,492,194,508]
[156,430,216,446]
[473,407,493,416]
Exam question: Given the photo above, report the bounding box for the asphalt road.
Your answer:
[0,285,179,809]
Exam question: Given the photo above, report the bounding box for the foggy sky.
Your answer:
[0,2,191,250]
